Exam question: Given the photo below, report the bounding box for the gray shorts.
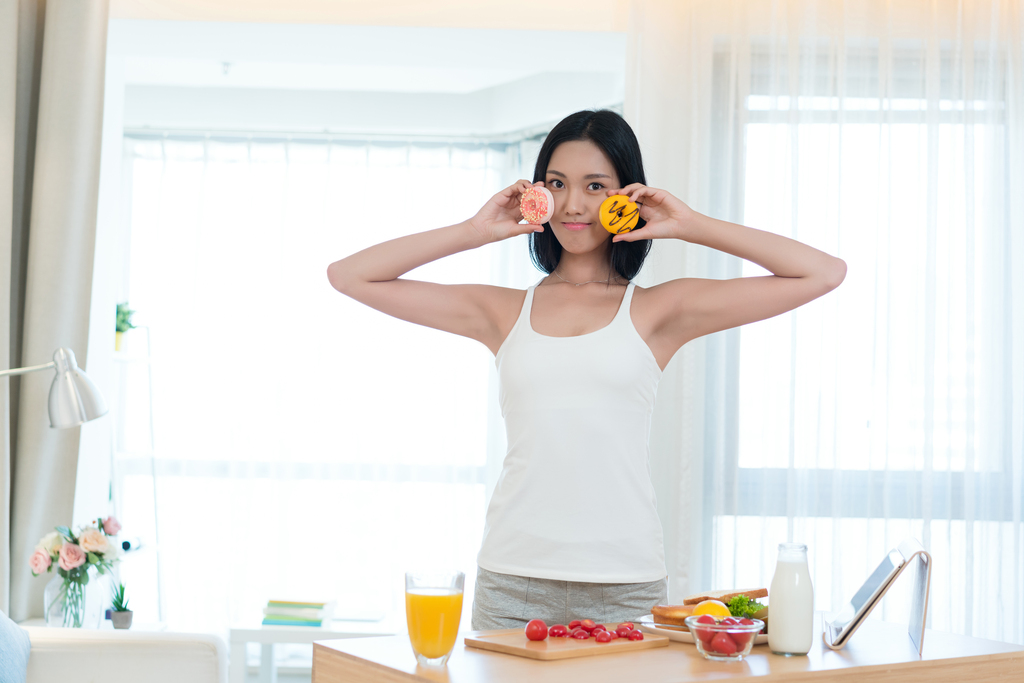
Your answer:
[471,566,668,630]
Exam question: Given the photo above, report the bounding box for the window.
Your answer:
[709,42,1020,642]
[113,135,528,631]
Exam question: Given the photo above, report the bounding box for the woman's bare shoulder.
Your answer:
[477,284,528,314]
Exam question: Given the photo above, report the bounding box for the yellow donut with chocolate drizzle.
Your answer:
[600,195,640,234]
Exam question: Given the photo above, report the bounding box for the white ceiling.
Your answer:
[108,0,630,33]
[110,21,628,94]
[109,20,628,136]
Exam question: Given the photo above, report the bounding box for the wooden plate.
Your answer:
[464,625,669,660]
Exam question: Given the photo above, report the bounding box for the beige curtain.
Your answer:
[629,0,1024,644]
[1,0,109,619]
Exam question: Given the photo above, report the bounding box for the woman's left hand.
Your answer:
[607,184,694,242]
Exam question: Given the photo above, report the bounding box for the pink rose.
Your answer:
[58,542,86,571]
[102,516,122,535]
[29,547,52,575]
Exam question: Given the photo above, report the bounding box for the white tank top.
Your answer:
[477,281,667,583]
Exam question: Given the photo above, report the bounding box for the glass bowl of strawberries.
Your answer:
[684,615,765,661]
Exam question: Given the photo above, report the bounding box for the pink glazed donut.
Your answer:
[520,186,554,225]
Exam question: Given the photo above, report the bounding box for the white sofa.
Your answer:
[23,625,227,683]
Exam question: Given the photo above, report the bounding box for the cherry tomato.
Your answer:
[730,630,753,649]
[617,622,634,631]
[570,628,590,639]
[580,619,597,632]
[594,630,613,643]
[695,627,715,648]
[696,615,717,625]
[710,632,738,655]
[615,625,632,638]
[627,629,644,641]
[591,624,607,633]
[568,620,582,630]
[548,624,569,638]
[525,619,548,641]
[720,617,740,626]
[728,619,756,648]
[607,629,620,639]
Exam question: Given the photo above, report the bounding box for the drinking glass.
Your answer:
[405,571,465,667]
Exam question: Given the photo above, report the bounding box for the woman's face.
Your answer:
[544,140,622,255]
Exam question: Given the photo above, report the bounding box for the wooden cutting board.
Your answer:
[464,625,670,660]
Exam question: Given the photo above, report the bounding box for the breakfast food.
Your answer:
[682,588,768,605]
[651,603,697,626]
[726,594,769,627]
[599,195,641,234]
[692,599,731,618]
[520,186,554,224]
[526,619,640,643]
[525,618,548,641]
[686,615,764,660]
[653,588,769,635]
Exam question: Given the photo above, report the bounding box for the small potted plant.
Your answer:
[115,302,136,351]
[110,582,132,629]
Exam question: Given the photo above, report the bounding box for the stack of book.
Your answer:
[261,600,334,627]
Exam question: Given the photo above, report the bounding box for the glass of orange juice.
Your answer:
[405,571,465,667]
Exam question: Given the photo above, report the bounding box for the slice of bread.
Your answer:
[682,588,768,606]
[650,603,696,626]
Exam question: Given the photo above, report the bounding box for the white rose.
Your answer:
[104,540,123,560]
[40,531,63,554]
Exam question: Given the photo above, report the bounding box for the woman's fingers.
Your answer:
[629,186,663,204]
[609,182,646,196]
[611,225,649,243]
[606,183,665,206]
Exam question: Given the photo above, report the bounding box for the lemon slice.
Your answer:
[692,599,731,618]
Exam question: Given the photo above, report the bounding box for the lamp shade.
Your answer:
[47,348,108,428]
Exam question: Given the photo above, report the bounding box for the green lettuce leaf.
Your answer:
[726,595,767,619]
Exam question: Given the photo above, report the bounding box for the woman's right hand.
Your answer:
[469,180,546,243]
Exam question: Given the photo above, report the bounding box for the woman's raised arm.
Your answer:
[326,180,542,354]
[611,184,846,364]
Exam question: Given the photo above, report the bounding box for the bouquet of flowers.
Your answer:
[30,516,122,627]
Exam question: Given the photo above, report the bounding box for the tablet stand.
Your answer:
[823,538,932,655]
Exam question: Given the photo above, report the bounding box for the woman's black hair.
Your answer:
[529,110,652,281]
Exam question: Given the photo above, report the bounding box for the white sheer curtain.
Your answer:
[115,134,540,633]
[629,0,1023,644]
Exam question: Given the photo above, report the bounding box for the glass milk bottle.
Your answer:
[768,543,814,655]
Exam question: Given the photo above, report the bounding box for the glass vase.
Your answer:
[44,566,111,628]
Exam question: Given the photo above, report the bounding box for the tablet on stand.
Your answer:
[823,538,932,655]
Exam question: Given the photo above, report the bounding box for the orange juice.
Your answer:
[405,588,464,659]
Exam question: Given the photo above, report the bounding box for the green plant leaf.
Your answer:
[116,302,137,332]
[111,582,130,611]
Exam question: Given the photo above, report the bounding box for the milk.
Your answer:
[768,544,814,655]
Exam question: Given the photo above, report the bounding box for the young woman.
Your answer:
[327,110,846,630]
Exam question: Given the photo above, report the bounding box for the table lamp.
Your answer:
[0,347,108,428]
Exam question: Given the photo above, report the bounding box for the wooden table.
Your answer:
[312,615,1024,683]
